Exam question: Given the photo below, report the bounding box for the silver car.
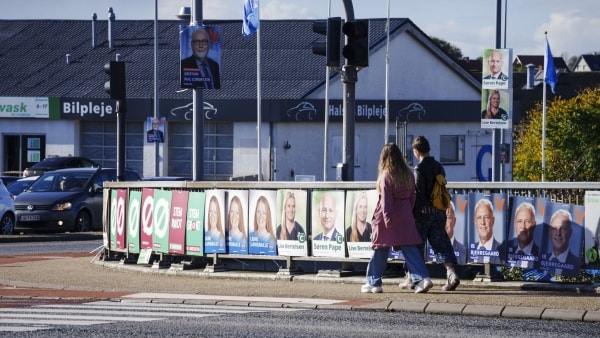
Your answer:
[0,179,15,235]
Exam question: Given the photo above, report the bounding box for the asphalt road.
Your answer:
[0,233,599,317]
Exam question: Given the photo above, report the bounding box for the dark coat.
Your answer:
[371,171,422,250]
[180,56,221,89]
[413,156,445,216]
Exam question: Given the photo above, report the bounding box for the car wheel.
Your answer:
[1,212,15,235]
[74,210,91,232]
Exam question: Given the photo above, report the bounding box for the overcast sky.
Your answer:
[3,0,599,59]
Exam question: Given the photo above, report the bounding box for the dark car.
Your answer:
[12,168,140,234]
[22,156,100,177]
[0,175,20,186]
[6,176,39,197]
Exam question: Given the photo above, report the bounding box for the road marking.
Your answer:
[0,300,305,333]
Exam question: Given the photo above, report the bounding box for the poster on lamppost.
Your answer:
[180,25,222,89]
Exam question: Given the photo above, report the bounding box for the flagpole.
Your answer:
[384,0,390,145]
[256,1,262,181]
[541,32,548,182]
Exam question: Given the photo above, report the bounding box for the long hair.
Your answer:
[254,195,275,237]
[208,195,224,236]
[484,90,501,119]
[279,191,296,240]
[228,195,247,239]
[349,192,368,242]
[376,143,412,194]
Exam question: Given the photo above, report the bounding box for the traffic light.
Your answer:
[312,17,341,67]
[342,20,369,67]
[104,60,126,100]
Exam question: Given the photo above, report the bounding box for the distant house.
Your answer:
[572,54,600,72]
[512,55,569,72]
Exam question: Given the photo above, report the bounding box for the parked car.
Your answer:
[22,156,100,177]
[13,167,140,234]
[0,179,15,235]
[6,176,39,197]
[0,175,20,186]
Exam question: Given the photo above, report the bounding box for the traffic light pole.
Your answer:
[341,66,356,181]
[341,0,356,181]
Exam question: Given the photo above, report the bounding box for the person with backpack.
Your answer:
[400,136,460,291]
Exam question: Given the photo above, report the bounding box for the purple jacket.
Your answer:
[371,171,422,250]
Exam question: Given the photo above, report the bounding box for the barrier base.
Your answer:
[277,267,303,276]
[151,260,170,269]
[203,264,228,273]
[316,269,354,278]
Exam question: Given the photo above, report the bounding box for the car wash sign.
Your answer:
[0,97,49,118]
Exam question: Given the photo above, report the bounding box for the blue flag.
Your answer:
[544,38,557,94]
[242,0,259,38]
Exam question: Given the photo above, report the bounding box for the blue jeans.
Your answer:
[366,246,430,287]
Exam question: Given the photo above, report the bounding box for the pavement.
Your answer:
[1,233,600,322]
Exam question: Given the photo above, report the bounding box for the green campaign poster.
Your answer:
[185,191,206,256]
[127,190,142,253]
[152,189,172,254]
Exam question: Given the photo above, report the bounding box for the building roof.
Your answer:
[573,54,600,72]
[513,55,569,71]
[0,17,424,101]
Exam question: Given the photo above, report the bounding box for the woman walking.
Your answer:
[361,143,433,294]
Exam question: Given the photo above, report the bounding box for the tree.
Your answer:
[513,86,600,181]
[431,37,463,60]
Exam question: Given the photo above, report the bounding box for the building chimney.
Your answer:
[108,7,115,49]
[91,13,97,48]
[526,64,535,90]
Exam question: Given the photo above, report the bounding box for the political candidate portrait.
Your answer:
[180,28,221,89]
[146,117,164,143]
[543,209,580,275]
[470,198,503,264]
[483,49,508,81]
[313,192,342,242]
[506,201,539,267]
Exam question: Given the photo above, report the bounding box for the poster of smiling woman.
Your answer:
[276,189,308,257]
[344,189,377,258]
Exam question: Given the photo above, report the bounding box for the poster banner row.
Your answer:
[106,188,598,280]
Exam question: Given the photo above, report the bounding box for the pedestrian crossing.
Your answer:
[0,300,303,333]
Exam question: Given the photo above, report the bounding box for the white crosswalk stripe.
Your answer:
[0,300,303,333]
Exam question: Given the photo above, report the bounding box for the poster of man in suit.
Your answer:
[180,25,222,89]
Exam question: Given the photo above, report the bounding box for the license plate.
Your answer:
[20,215,40,221]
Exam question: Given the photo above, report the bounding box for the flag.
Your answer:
[242,0,259,38]
[544,38,557,94]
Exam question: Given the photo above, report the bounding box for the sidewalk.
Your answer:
[1,252,599,322]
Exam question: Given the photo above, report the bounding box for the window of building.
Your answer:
[439,135,465,165]
[168,121,233,180]
[80,121,143,175]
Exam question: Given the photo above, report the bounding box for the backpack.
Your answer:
[431,174,451,211]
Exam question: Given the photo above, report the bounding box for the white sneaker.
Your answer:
[399,274,415,290]
[361,284,383,293]
[414,278,433,294]
[442,272,460,291]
